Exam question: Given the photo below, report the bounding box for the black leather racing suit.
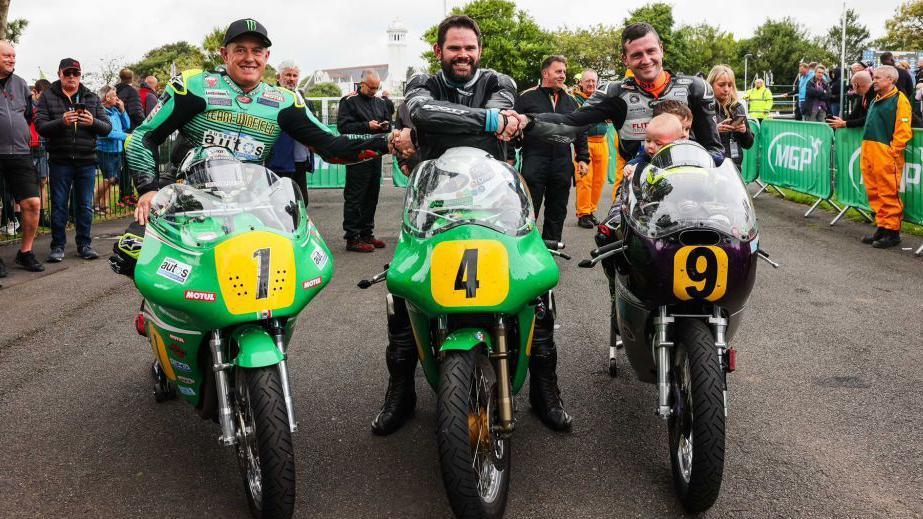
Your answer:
[372,69,572,434]
[527,72,723,162]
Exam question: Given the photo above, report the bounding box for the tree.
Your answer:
[879,0,923,50]
[822,9,869,64]
[422,0,555,90]
[262,63,277,85]
[127,42,205,82]
[672,23,740,77]
[304,82,342,98]
[553,24,622,80]
[0,0,26,43]
[738,18,828,88]
[202,26,226,71]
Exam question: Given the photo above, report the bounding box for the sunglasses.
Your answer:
[62,69,81,77]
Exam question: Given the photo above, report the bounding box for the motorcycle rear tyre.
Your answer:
[669,319,725,513]
[437,350,510,519]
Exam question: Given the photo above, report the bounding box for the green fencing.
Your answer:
[308,124,348,189]
[741,119,760,183]
[758,119,834,199]
[833,127,869,212]
[832,127,923,225]
[606,124,618,184]
[392,159,409,188]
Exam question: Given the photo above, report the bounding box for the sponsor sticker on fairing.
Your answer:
[157,257,192,284]
[184,290,216,302]
[178,386,196,396]
[302,276,322,289]
[177,376,195,385]
[170,358,192,373]
[310,245,329,270]
[168,334,185,344]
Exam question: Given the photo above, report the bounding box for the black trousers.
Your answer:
[521,154,573,242]
[342,159,382,240]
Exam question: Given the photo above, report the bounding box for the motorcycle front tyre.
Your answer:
[669,319,726,513]
[437,349,510,519]
[236,366,296,519]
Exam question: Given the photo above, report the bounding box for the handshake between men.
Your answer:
[386,109,531,159]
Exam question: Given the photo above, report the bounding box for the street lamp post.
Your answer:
[744,53,753,89]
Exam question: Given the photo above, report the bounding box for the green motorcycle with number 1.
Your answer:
[131,151,332,519]
[360,147,567,518]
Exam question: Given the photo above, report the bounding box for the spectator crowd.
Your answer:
[1,22,919,281]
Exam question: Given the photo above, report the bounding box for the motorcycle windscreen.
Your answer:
[402,147,533,238]
[150,168,305,237]
[627,143,757,241]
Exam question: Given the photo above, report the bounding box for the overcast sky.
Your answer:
[10,0,900,84]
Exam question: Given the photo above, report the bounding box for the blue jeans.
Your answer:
[49,162,95,249]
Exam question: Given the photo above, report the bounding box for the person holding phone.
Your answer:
[336,69,393,253]
[34,58,111,262]
[707,64,753,171]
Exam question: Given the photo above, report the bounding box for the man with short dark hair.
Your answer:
[35,58,112,262]
[372,15,575,435]
[515,55,589,242]
[0,40,44,274]
[337,69,392,252]
[116,68,144,129]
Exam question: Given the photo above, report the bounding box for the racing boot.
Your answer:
[371,313,418,435]
[529,322,573,432]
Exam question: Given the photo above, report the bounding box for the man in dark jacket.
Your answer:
[0,41,44,275]
[371,15,574,436]
[515,55,589,242]
[116,68,144,130]
[336,69,393,252]
[880,52,915,105]
[35,58,111,262]
[828,71,874,129]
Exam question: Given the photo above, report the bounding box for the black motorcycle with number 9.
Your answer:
[580,142,779,512]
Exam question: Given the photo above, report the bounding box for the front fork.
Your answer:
[493,316,514,436]
[652,306,730,420]
[270,319,298,433]
[210,330,237,446]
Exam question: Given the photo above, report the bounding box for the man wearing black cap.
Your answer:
[125,18,403,226]
[35,58,111,262]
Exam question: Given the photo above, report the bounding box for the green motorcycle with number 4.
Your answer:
[360,147,567,518]
[130,148,332,519]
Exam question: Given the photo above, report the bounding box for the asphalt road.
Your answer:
[1,183,921,518]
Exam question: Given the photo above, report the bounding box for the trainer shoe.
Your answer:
[861,227,885,244]
[363,235,386,248]
[577,215,595,229]
[589,214,600,225]
[78,245,100,260]
[47,247,64,263]
[346,240,375,253]
[15,250,45,272]
[872,230,901,249]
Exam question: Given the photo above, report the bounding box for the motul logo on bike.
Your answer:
[184,290,216,302]
[302,276,322,289]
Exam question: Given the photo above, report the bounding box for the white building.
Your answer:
[306,19,414,97]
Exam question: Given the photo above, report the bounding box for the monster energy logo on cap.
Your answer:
[223,18,272,47]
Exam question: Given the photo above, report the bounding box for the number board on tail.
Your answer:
[672,246,728,302]
[431,240,509,307]
[215,231,296,314]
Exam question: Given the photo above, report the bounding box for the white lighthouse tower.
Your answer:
[386,19,409,94]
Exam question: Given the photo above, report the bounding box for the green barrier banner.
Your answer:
[308,124,347,189]
[832,128,923,225]
[741,119,760,183]
[833,127,869,211]
[903,131,923,225]
[392,159,409,187]
[758,119,833,199]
